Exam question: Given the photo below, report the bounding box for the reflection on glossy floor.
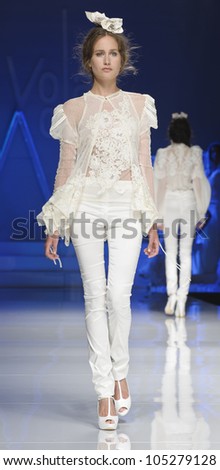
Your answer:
[0,288,220,450]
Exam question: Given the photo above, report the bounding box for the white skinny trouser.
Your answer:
[163,190,197,300]
[71,180,143,399]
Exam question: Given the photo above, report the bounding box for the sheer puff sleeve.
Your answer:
[153,148,167,222]
[139,94,158,201]
[191,146,211,221]
[36,103,79,243]
[50,104,78,192]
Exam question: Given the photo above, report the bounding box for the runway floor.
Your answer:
[0,287,219,450]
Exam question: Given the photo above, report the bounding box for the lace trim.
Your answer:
[37,164,159,244]
[37,172,86,246]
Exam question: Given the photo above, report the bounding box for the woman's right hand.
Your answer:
[45,233,59,261]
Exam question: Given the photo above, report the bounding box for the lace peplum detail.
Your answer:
[86,103,134,192]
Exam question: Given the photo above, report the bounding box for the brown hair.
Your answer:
[76,26,137,78]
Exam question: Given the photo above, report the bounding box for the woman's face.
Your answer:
[89,35,122,82]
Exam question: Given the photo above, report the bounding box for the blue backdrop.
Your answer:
[0,0,220,291]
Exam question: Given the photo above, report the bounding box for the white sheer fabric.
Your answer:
[37,90,158,244]
[154,143,211,222]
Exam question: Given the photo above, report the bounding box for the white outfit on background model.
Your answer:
[154,143,211,314]
[37,90,158,398]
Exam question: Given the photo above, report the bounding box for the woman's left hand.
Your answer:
[144,225,159,258]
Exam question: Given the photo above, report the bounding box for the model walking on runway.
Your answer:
[38,10,159,430]
[154,113,211,317]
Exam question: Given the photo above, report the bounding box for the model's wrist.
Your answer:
[48,231,59,240]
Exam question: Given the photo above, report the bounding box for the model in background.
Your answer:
[154,113,211,317]
[37,11,159,430]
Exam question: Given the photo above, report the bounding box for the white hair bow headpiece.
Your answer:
[85,11,123,34]
[172,112,188,120]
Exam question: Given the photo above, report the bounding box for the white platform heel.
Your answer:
[175,298,186,317]
[98,397,118,431]
[164,294,177,315]
[114,380,131,417]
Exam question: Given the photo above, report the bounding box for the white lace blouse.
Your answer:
[154,143,211,222]
[37,90,158,245]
